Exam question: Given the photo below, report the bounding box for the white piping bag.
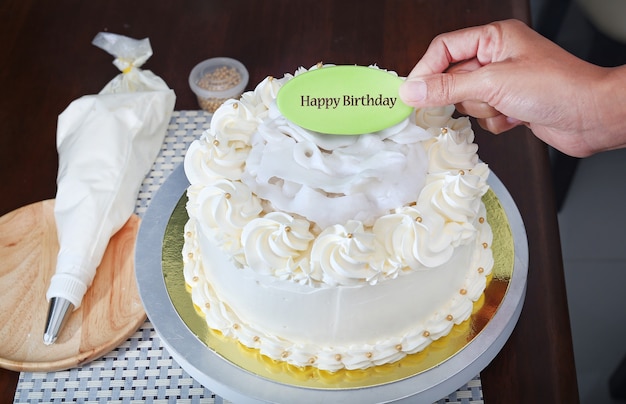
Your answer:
[44,33,176,345]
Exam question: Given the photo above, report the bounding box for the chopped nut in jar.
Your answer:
[196,66,242,112]
[198,66,242,91]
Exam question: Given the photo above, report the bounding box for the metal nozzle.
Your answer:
[43,297,74,345]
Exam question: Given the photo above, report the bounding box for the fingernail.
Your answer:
[400,79,427,103]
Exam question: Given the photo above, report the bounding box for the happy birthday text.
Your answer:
[300,94,397,109]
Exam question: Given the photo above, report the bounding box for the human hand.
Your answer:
[400,19,626,157]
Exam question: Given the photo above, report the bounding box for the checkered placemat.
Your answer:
[14,110,483,404]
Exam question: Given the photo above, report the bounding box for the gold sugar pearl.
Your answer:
[186,231,192,237]
[459,169,465,175]
[422,331,430,338]
[284,226,292,232]
[478,267,485,274]
[205,302,211,309]
[446,314,454,321]
[233,102,239,109]
[187,252,194,259]
[482,242,489,249]
[395,344,403,352]
[441,128,448,134]
[268,76,274,81]
[365,352,373,359]
[213,139,220,146]
[408,201,417,206]
[416,216,423,223]
[479,217,485,224]
[192,276,199,282]
[317,61,323,68]
[281,351,290,358]
[460,288,468,295]
[253,336,260,342]
[224,192,232,199]
[233,323,240,330]
[308,356,316,364]
[346,233,353,239]
[335,354,342,362]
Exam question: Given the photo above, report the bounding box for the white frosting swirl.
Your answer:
[241,211,314,278]
[309,221,381,286]
[373,206,453,269]
[184,133,249,183]
[448,116,475,141]
[415,105,456,129]
[418,163,489,224]
[209,99,258,140]
[427,127,479,174]
[240,75,285,115]
[195,179,262,251]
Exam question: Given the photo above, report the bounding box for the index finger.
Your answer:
[408,21,509,78]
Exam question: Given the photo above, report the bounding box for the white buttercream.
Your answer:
[241,83,430,228]
[183,216,492,371]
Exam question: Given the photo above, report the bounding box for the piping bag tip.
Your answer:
[43,297,74,345]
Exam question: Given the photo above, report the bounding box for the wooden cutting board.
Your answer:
[0,200,146,372]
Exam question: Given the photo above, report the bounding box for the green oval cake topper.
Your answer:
[276,65,413,135]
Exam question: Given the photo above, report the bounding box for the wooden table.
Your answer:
[0,1,579,402]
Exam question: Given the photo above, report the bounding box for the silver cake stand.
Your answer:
[135,164,528,403]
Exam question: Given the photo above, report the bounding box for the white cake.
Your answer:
[182,64,494,372]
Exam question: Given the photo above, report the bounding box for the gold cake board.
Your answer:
[136,164,528,403]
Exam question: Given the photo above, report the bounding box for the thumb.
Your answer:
[399,73,475,108]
